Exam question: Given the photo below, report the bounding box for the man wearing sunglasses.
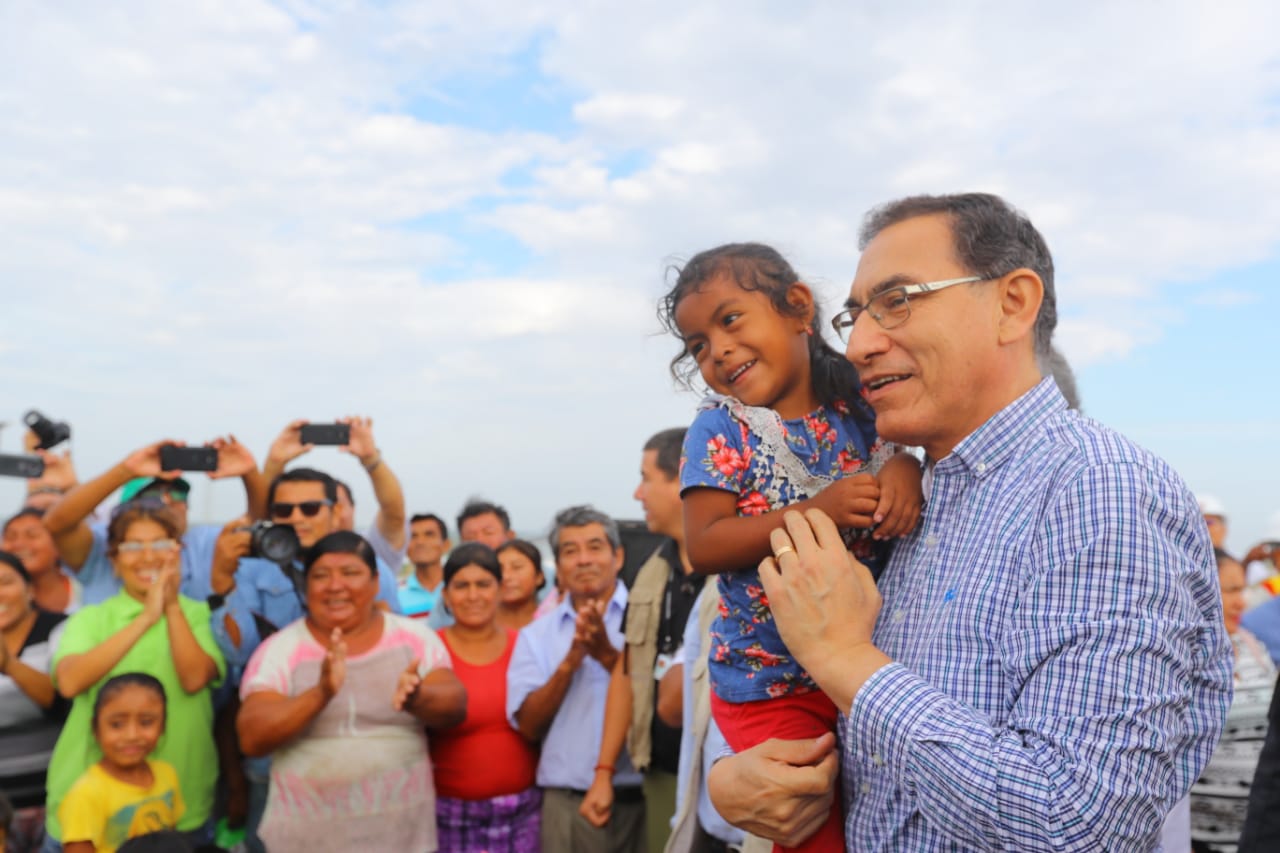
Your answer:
[41,436,267,604]
[707,193,1233,852]
[261,415,409,574]
[207,467,403,676]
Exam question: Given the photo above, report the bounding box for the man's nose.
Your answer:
[845,309,887,365]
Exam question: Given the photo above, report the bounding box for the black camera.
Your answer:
[244,521,300,566]
[24,410,71,450]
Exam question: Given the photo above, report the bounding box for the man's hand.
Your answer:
[1244,542,1278,567]
[579,770,614,828]
[267,420,312,468]
[211,516,252,596]
[122,441,184,480]
[31,447,78,492]
[809,474,880,529]
[759,509,891,710]
[208,435,259,480]
[707,734,839,847]
[337,415,379,467]
[575,599,617,668]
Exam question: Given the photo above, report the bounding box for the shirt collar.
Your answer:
[937,376,1067,480]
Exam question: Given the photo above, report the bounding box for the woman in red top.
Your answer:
[432,543,540,853]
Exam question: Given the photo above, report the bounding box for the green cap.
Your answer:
[119,477,192,504]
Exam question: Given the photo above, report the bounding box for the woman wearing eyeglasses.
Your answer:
[41,504,225,852]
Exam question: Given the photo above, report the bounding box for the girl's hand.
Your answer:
[392,657,422,712]
[0,637,10,674]
[810,474,880,529]
[872,453,924,540]
[318,628,346,699]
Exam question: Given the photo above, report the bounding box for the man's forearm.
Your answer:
[364,453,406,548]
[514,654,580,741]
[241,469,268,520]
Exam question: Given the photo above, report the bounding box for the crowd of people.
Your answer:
[2,192,1279,853]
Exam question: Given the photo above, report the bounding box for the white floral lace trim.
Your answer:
[700,394,835,510]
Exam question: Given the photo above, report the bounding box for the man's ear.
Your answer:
[996,269,1044,346]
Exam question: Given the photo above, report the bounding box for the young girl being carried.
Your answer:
[58,673,185,853]
[662,243,923,853]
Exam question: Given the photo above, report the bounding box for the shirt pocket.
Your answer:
[625,593,655,645]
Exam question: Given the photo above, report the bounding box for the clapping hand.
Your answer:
[392,657,423,712]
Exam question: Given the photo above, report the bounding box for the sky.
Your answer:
[2,1,1278,557]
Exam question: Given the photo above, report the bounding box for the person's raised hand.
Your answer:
[141,565,168,627]
[319,628,347,699]
[123,441,182,480]
[392,657,423,712]
[337,416,378,467]
[707,733,839,847]
[576,599,615,666]
[159,562,181,610]
[267,420,312,468]
[32,448,78,492]
[809,474,880,530]
[212,516,252,596]
[208,435,259,480]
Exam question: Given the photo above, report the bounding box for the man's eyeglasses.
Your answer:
[831,276,985,340]
[270,500,334,519]
[118,539,180,554]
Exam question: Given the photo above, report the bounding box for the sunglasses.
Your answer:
[270,500,334,519]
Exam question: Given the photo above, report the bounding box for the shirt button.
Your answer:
[860,782,872,794]
[975,461,987,474]
[924,534,938,548]
[872,753,884,767]
[891,610,905,624]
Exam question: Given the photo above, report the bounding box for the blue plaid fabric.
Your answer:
[840,377,1233,851]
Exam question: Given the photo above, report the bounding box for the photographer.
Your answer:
[41,438,267,604]
[261,416,408,571]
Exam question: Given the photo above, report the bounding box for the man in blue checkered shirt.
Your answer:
[707,193,1233,851]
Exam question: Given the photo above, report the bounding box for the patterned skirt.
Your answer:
[435,787,542,853]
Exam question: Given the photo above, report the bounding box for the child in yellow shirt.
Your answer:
[59,674,185,853]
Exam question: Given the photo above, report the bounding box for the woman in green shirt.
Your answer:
[44,501,223,848]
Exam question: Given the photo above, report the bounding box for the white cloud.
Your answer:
[2,1,1280,532]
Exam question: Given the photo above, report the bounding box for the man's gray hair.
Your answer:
[859,192,1057,358]
[549,504,621,556]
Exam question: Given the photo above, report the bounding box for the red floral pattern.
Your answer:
[683,398,891,702]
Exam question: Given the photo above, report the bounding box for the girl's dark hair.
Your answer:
[496,539,547,591]
[444,542,502,586]
[0,550,31,585]
[92,673,167,731]
[658,242,874,421]
[107,503,182,554]
[303,531,377,576]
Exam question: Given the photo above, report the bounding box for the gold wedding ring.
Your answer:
[773,545,795,559]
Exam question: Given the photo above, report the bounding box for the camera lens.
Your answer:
[254,522,300,566]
